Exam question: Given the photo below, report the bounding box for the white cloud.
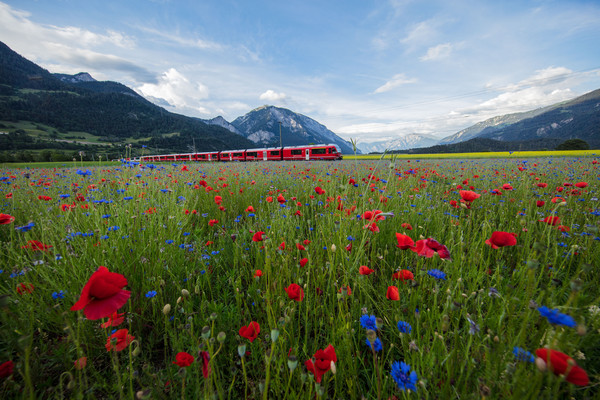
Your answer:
[137,68,209,112]
[420,43,453,61]
[373,73,417,94]
[259,90,287,102]
[137,26,222,50]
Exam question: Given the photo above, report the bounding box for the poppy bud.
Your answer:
[201,326,211,340]
[176,296,182,304]
[136,389,152,400]
[331,244,336,252]
[237,344,246,358]
[217,332,226,343]
[577,324,587,336]
[181,289,190,297]
[535,357,547,372]
[162,304,171,315]
[288,355,298,371]
[330,361,336,375]
[210,312,218,321]
[131,340,141,356]
[271,329,280,342]
[366,329,377,343]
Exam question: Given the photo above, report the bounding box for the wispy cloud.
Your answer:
[373,73,417,94]
[420,43,453,61]
[137,26,223,50]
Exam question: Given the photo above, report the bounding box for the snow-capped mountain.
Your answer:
[229,105,356,154]
[357,133,440,153]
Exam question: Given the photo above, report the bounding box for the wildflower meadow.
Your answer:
[0,156,599,399]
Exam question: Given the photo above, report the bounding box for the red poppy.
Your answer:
[363,210,384,221]
[449,200,459,208]
[245,206,255,212]
[208,219,219,226]
[502,184,513,190]
[173,352,195,367]
[214,195,222,205]
[537,183,548,188]
[21,240,52,252]
[0,214,15,225]
[314,186,325,195]
[105,329,135,352]
[296,243,306,251]
[252,231,265,242]
[74,357,87,370]
[199,351,211,378]
[71,266,131,320]
[392,270,414,282]
[535,348,588,386]
[285,283,304,302]
[100,312,125,328]
[253,269,263,278]
[556,225,570,232]
[0,360,14,378]
[551,197,565,204]
[266,196,273,203]
[277,194,286,204]
[401,223,413,230]
[305,345,337,383]
[395,233,415,250]
[459,190,481,202]
[239,321,260,342]
[411,238,451,259]
[278,242,286,250]
[38,195,52,201]
[575,182,588,188]
[299,258,308,267]
[16,283,34,295]
[359,265,374,275]
[485,231,517,249]
[536,200,545,207]
[539,216,561,226]
[386,286,400,301]
[338,285,352,296]
[180,165,189,171]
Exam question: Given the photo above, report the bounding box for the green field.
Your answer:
[0,157,598,399]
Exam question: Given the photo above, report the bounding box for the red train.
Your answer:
[138,144,343,163]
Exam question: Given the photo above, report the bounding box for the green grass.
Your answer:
[0,157,598,399]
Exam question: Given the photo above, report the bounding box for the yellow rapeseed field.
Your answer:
[347,149,599,159]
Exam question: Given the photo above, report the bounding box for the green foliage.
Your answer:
[555,139,590,151]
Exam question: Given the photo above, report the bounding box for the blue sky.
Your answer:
[1,0,600,143]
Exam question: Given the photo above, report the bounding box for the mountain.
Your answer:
[0,41,254,161]
[230,105,357,154]
[440,89,600,147]
[357,133,439,154]
[202,116,242,135]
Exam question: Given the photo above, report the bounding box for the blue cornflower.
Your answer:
[513,347,535,363]
[52,290,65,300]
[145,290,157,298]
[397,320,412,334]
[390,361,418,391]
[427,269,446,280]
[15,222,35,232]
[360,314,378,330]
[365,337,382,352]
[165,240,174,244]
[537,306,576,327]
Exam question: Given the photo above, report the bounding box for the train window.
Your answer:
[291,149,302,155]
[312,148,326,155]
[270,151,280,156]
[247,152,256,157]
[234,152,244,157]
